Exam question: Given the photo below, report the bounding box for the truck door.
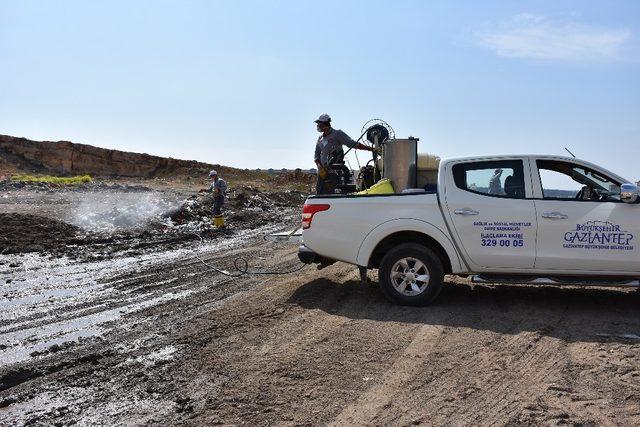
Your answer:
[533,159,640,273]
[444,159,537,269]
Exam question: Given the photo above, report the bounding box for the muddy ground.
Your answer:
[1,184,640,426]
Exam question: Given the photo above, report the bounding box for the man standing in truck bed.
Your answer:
[314,114,374,194]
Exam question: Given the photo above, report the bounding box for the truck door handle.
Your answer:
[454,208,479,216]
[542,212,568,220]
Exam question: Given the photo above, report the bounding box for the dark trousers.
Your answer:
[317,176,334,195]
[213,195,224,216]
[316,176,325,195]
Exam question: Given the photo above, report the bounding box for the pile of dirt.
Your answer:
[0,212,206,259]
[0,187,305,258]
[167,187,305,230]
[274,169,316,186]
[0,213,83,254]
[229,187,306,209]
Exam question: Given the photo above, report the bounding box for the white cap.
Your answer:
[314,113,331,123]
[208,170,218,177]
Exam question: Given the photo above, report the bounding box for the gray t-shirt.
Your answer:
[209,178,227,196]
[314,128,358,167]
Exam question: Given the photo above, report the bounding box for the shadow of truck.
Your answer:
[287,278,640,345]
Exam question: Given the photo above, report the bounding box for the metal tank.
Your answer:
[382,138,418,192]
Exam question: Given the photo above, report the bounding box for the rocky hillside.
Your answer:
[0,135,273,183]
[0,134,220,177]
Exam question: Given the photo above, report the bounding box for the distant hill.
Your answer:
[0,134,266,181]
[542,189,579,198]
[471,186,577,198]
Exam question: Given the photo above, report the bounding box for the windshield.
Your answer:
[571,166,614,191]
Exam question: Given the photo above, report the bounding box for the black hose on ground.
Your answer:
[190,232,308,277]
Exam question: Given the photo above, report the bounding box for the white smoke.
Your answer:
[69,192,178,233]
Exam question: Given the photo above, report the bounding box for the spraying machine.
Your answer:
[266,119,439,243]
[324,119,439,195]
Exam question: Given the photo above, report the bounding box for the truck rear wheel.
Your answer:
[378,243,444,306]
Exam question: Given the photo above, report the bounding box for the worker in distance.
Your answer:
[313,114,375,194]
[202,169,227,228]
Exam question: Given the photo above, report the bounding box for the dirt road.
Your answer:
[2,235,639,425]
[1,186,639,425]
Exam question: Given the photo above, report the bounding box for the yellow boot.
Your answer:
[213,215,225,228]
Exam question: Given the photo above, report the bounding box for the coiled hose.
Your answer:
[190,232,308,277]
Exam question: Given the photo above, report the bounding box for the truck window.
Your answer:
[537,160,621,202]
[452,160,525,199]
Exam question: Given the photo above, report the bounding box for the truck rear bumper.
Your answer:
[298,245,318,264]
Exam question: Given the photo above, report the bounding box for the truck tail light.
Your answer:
[302,204,330,229]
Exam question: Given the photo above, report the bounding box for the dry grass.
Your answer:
[11,174,93,185]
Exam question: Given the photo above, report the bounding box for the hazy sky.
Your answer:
[1,1,639,180]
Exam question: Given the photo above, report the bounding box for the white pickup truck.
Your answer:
[298,155,640,305]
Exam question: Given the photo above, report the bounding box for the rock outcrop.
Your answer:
[0,135,213,177]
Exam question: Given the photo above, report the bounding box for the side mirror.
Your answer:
[621,183,639,204]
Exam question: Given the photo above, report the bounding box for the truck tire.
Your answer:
[378,243,444,306]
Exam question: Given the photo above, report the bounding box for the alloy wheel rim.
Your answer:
[390,257,430,296]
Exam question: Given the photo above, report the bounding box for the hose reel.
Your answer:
[356,119,395,191]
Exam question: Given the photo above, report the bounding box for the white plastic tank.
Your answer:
[417,153,440,188]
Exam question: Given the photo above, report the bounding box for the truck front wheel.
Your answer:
[378,243,444,306]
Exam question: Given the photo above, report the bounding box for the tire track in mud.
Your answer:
[330,323,446,426]
[180,266,430,425]
[415,302,569,425]
[0,236,308,425]
[356,286,640,427]
[0,221,294,367]
[516,326,640,424]
[181,278,640,426]
[0,222,296,372]
[334,309,568,425]
[2,233,640,425]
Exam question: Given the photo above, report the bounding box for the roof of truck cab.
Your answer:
[443,154,578,162]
